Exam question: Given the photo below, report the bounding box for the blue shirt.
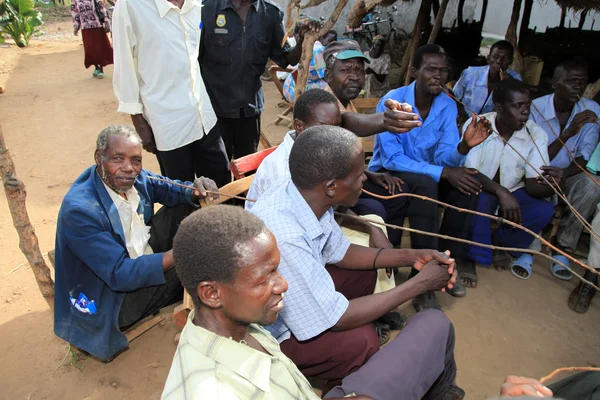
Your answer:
[530,94,600,169]
[368,81,465,182]
[453,65,522,114]
[250,181,350,343]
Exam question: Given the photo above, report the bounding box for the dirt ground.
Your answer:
[0,16,599,400]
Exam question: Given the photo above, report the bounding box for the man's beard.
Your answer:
[100,164,136,194]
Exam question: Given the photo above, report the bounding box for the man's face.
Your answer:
[496,90,531,132]
[320,32,337,47]
[553,67,588,104]
[412,54,449,96]
[333,143,367,207]
[296,102,342,134]
[326,58,366,102]
[218,232,288,326]
[95,135,143,193]
[487,47,513,73]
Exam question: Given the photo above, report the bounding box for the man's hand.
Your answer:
[413,249,455,271]
[131,115,158,154]
[561,110,598,140]
[162,250,175,272]
[441,167,482,195]
[104,23,111,33]
[296,19,322,40]
[415,257,457,292]
[499,376,553,398]
[537,166,565,189]
[459,112,492,153]
[366,171,404,194]
[496,188,522,224]
[382,99,422,133]
[192,176,219,203]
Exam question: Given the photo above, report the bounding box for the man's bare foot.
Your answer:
[459,260,477,288]
[492,250,511,272]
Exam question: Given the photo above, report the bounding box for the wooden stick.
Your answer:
[540,366,600,384]
[125,315,166,343]
[578,96,600,128]
[339,211,600,291]
[146,176,256,202]
[441,86,600,244]
[360,188,600,278]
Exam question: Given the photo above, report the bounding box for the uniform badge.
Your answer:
[216,14,226,27]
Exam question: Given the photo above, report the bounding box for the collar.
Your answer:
[183,310,272,392]
[487,112,529,142]
[407,81,447,127]
[287,181,334,241]
[93,168,127,245]
[221,0,260,12]
[155,0,198,18]
[101,179,139,208]
[542,93,586,122]
[474,65,490,86]
[282,130,297,148]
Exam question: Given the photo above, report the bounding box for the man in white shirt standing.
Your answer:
[462,79,563,284]
[112,0,230,186]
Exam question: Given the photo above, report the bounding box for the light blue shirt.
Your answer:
[453,65,522,114]
[250,181,351,343]
[368,81,465,182]
[530,94,600,170]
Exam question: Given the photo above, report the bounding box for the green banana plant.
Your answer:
[0,0,43,47]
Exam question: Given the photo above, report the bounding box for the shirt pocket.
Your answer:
[206,33,233,64]
[250,34,271,69]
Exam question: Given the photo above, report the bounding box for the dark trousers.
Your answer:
[156,126,230,187]
[280,266,379,386]
[391,172,479,259]
[117,206,188,329]
[325,309,457,400]
[217,114,261,160]
[468,188,554,265]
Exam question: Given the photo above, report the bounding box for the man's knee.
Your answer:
[407,309,454,345]
[539,200,556,225]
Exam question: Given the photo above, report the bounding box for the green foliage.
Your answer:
[0,0,44,48]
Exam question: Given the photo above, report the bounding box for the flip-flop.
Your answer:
[374,321,390,346]
[458,260,478,288]
[92,69,100,78]
[377,311,406,330]
[550,255,573,281]
[510,254,533,280]
[96,72,105,79]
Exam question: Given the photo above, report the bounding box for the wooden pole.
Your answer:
[400,0,432,85]
[518,0,533,50]
[427,0,449,44]
[559,6,566,29]
[479,0,488,24]
[0,122,54,309]
[294,0,350,100]
[505,0,523,74]
[578,10,588,31]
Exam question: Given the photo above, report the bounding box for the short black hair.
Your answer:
[412,44,447,69]
[490,40,515,57]
[323,29,337,39]
[293,89,338,122]
[492,78,530,105]
[173,206,268,307]
[553,59,588,80]
[289,125,360,190]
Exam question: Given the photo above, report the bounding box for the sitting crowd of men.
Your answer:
[52,0,600,395]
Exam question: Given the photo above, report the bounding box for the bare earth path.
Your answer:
[0,24,599,400]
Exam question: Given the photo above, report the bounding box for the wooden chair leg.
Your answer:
[259,130,272,149]
[124,315,165,343]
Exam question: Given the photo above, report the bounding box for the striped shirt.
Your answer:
[162,310,320,400]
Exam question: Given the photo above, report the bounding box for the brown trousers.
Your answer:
[280,265,379,387]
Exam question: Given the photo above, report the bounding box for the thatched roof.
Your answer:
[554,0,600,11]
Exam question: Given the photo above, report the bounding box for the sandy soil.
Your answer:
[0,15,599,400]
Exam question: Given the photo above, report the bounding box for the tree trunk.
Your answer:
[505,0,523,74]
[480,0,488,24]
[457,0,465,28]
[518,0,533,50]
[399,0,432,85]
[294,0,350,100]
[559,6,566,29]
[578,10,588,31]
[285,0,297,32]
[0,123,54,310]
[428,0,449,44]
[432,0,440,18]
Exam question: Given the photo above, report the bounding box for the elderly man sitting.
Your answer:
[53,125,217,361]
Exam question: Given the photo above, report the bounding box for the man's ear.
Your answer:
[324,179,336,199]
[494,102,502,113]
[94,149,102,166]
[293,119,304,133]
[324,68,332,84]
[197,281,223,309]
[409,66,418,80]
[551,77,557,91]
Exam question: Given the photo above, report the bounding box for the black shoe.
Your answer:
[413,291,442,312]
[442,385,465,400]
[446,280,467,298]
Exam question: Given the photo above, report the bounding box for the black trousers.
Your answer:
[389,172,478,260]
[217,114,261,160]
[117,205,191,329]
[157,125,230,187]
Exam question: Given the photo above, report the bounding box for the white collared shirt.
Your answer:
[102,181,152,259]
[464,112,549,193]
[112,0,217,151]
[245,130,296,210]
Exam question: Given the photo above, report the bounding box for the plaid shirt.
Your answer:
[250,181,350,343]
[162,311,320,400]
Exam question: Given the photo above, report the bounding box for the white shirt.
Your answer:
[112,0,217,151]
[102,181,152,259]
[464,113,549,193]
[245,131,296,210]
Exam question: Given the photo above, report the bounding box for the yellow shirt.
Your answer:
[162,310,321,400]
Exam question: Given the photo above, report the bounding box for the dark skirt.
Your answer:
[81,27,114,69]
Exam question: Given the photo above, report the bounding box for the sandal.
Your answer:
[492,249,512,271]
[550,255,573,281]
[374,321,391,346]
[568,280,596,313]
[510,254,533,280]
[458,260,478,288]
[92,69,100,78]
[96,71,105,79]
[377,311,406,330]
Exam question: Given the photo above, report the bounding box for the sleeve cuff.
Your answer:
[424,164,444,182]
[117,101,144,115]
[185,188,200,208]
[450,147,467,165]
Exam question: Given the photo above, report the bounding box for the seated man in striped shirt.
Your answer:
[164,205,462,400]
